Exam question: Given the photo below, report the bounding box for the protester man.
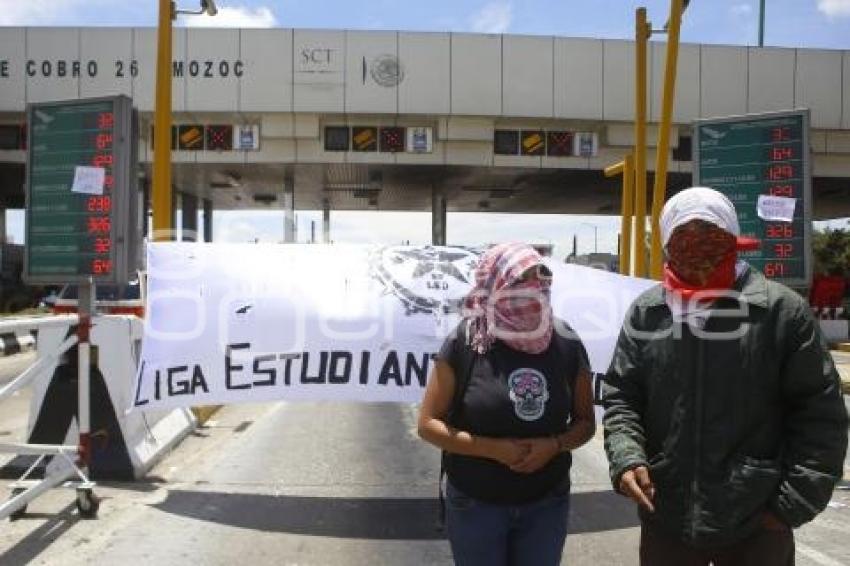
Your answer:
[603,187,848,565]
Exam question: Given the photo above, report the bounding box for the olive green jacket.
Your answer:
[603,268,848,548]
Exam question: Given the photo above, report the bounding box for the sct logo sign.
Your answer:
[298,47,341,75]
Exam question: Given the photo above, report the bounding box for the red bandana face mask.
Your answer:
[663,221,759,300]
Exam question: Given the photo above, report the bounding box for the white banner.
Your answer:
[132,244,655,412]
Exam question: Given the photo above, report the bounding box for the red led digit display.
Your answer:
[768,185,794,197]
[94,238,111,254]
[91,259,113,275]
[773,243,794,258]
[87,196,112,213]
[91,153,113,168]
[97,112,114,130]
[764,262,787,278]
[766,164,795,181]
[770,146,794,161]
[765,224,794,239]
[89,109,116,277]
[87,216,111,235]
[96,133,113,150]
[94,238,112,254]
[771,127,791,142]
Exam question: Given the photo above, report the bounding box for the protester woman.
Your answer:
[418,242,596,566]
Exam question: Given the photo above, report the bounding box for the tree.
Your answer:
[812,227,850,277]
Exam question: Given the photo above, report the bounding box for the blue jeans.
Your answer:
[445,480,570,566]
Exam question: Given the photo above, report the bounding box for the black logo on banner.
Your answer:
[369,246,479,316]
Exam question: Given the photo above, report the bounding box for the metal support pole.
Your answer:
[649,0,685,280]
[283,176,295,243]
[759,0,766,47]
[77,279,95,472]
[580,223,599,254]
[634,7,650,278]
[181,193,198,242]
[322,198,331,243]
[431,187,447,246]
[0,206,6,244]
[152,0,174,241]
[203,198,213,242]
[172,191,180,241]
[141,178,151,239]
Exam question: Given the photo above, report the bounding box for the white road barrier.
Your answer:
[2,315,195,522]
[27,316,195,480]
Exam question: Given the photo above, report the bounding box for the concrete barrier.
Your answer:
[2,315,195,480]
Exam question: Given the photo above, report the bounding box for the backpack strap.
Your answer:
[436,319,476,531]
[446,319,475,424]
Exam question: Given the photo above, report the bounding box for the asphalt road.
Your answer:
[0,357,848,565]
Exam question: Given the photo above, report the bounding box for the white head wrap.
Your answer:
[660,187,740,247]
[660,187,751,324]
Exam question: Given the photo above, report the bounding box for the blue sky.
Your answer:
[2,1,849,256]
[2,1,849,49]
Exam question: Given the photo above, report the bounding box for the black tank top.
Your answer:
[439,319,589,504]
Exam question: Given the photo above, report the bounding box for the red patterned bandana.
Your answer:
[663,220,760,300]
[463,243,554,355]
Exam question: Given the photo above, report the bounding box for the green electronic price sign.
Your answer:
[24,96,139,285]
[693,109,812,287]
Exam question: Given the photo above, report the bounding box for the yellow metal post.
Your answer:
[152,0,174,241]
[649,0,685,279]
[621,154,635,276]
[634,8,650,278]
[603,161,625,179]
[604,157,635,276]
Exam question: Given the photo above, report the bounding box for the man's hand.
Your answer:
[619,465,656,512]
[509,437,560,474]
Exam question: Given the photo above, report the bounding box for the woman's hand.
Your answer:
[509,437,560,473]
[482,438,531,467]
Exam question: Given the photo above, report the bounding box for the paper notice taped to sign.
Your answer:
[757,195,796,223]
[71,166,105,195]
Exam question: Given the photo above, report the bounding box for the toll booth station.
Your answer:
[0,28,848,258]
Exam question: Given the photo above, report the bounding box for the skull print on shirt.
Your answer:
[507,368,549,421]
